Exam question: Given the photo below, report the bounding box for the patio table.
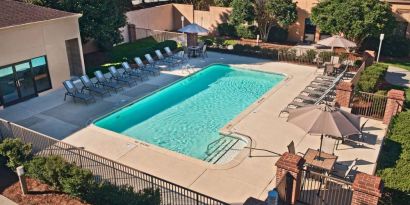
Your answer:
[188,46,201,58]
[303,148,338,173]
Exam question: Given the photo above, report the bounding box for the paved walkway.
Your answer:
[0,195,17,205]
[385,65,410,87]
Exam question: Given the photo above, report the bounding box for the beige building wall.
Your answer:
[126,4,174,31]
[0,16,84,90]
[287,0,318,42]
[390,2,410,38]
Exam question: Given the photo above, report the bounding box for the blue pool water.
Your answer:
[95,64,284,160]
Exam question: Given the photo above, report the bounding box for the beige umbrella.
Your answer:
[317,35,357,51]
[287,104,361,159]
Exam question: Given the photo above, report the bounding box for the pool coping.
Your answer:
[88,63,290,169]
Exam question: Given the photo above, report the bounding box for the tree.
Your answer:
[254,0,297,41]
[25,0,128,50]
[311,0,396,46]
[229,0,254,25]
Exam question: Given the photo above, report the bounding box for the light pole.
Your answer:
[181,16,185,29]
[377,33,384,62]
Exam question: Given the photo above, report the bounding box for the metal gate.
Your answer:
[298,170,353,205]
[351,91,388,120]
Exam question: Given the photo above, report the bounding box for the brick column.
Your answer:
[351,173,383,205]
[383,89,405,124]
[336,81,354,108]
[275,152,305,204]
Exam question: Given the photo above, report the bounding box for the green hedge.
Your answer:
[0,138,32,170]
[208,44,278,60]
[25,155,161,205]
[86,38,178,77]
[377,111,410,205]
[356,63,388,93]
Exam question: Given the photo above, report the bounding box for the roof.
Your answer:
[0,0,80,29]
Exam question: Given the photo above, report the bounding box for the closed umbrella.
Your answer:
[317,35,357,51]
[287,104,361,159]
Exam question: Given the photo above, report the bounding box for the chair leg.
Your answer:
[64,93,67,101]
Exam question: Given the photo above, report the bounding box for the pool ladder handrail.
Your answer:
[206,135,235,155]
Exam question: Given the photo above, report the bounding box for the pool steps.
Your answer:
[204,136,247,164]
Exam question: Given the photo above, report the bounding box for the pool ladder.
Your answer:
[203,136,242,164]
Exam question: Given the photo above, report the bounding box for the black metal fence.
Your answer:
[298,169,353,205]
[0,119,228,205]
[351,91,388,120]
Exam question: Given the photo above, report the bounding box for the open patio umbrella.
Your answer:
[287,104,361,159]
[317,35,357,51]
[178,23,209,34]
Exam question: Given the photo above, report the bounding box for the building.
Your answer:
[0,0,84,107]
[288,0,410,43]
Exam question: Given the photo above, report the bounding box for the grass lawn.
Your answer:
[381,59,410,71]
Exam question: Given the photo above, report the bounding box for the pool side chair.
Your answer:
[80,75,110,97]
[122,62,148,81]
[164,47,186,64]
[108,66,136,87]
[199,45,208,59]
[94,70,123,93]
[155,50,175,64]
[145,54,168,71]
[63,80,95,104]
[134,57,160,76]
[332,158,358,182]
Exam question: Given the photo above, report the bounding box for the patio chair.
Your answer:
[332,158,358,181]
[108,66,136,87]
[63,80,95,104]
[164,47,187,63]
[121,62,148,81]
[80,75,110,97]
[94,70,123,93]
[199,45,208,58]
[145,54,169,70]
[183,46,192,58]
[134,57,160,76]
[325,64,336,76]
[155,50,176,65]
[346,119,370,143]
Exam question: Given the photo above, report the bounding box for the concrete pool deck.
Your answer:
[0,52,387,204]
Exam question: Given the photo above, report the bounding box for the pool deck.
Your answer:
[0,52,387,204]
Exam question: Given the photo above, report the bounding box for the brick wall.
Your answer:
[352,173,383,205]
[383,89,405,124]
[336,81,354,108]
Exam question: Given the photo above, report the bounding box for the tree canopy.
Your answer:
[25,0,128,50]
[311,0,396,45]
[229,0,297,41]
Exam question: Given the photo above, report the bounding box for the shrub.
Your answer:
[0,138,32,170]
[356,63,388,93]
[222,39,237,46]
[267,26,288,43]
[217,23,237,37]
[235,25,258,39]
[25,156,93,198]
[86,182,161,205]
[377,111,410,205]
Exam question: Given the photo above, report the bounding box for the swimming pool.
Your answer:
[95,64,284,161]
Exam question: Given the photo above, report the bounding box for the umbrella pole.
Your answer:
[318,134,323,160]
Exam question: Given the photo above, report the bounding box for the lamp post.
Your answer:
[377,33,384,62]
[181,16,185,29]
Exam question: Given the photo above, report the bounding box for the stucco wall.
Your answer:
[287,0,319,42]
[0,16,84,90]
[126,4,175,30]
[194,6,232,34]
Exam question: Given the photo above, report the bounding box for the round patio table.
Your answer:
[188,46,201,58]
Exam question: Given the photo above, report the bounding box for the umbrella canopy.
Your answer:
[178,23,209,34]
[287,104,361,138]
[317,35,357,49]
[287,104,361,158]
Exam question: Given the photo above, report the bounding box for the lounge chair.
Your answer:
[134,57,160,76]
[164,47,187,63]
[63,80,95,104]
[122,62,148,81]
[332,158,358,181]
[155,50,176,65]
[80,75,110,97]
[145,54,168,70]
[108,66,136,87]
[94,70,123,93]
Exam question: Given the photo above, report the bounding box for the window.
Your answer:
[31,56,51,92]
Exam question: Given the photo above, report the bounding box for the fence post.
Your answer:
[383,89,405,124]
[351,173,382,205]
[275,152,305,204]
[335,81,354,108]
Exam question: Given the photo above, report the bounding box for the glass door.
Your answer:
[0,66,19,105]
[14,62,36,100]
